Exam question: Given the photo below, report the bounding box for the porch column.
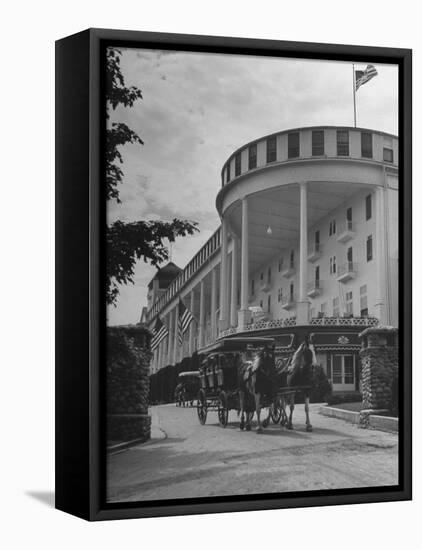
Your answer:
[167,310,174,365]
[297,182,310,324]
[157,341,162,370]
[189,289,195,355]
[230,236,239,327]
[219,218,229,330]
[199,279,205,348]
[211,268,217,339]
[173,302,179,365]
[374,185,387,323]
[238,197,251,329]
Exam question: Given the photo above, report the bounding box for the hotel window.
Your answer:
[329,256,337,275]
[333,297,340,317]
[266,137,277,163]
[314,230,320,252]
[248,143,257,170]
[320,303,327,317]
[346,291,353,316]
[226,162,231,183]
[383,147,394,163]
[337,130,349,156]
[268,295,271,313]
[346,207,353,229]
[290,250,295,268]
[361,132,373,158]
[268,267,272,283]
[290,283,294,301]
[347,247,353,268]
[278,288,283,302]
[366,194,372,220]
[278,257,284,272]
[251,279,255,295]
[288,132,300,158]
[366,235,373,262]
[332,355,355,385]
[235,153,241,177]
[329,219,336,236]
[260,300,263,309]
[260,272,264,281]
[315,265,320,287]
[360,285,368,316]
[312,130,324,156]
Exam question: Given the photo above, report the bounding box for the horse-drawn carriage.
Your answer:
[196,336,314,432]
[174,371,200,407]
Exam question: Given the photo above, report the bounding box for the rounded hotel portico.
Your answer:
[144,126,398,394]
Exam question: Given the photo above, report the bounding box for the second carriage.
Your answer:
[196,337,288,428]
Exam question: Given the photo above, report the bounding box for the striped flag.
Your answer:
[177,297,194,345]
[151,316,169,352]
[355,64,378,91]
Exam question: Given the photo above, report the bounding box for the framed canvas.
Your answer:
[55,28,412,521]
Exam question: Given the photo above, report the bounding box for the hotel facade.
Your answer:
[143,126,398,394]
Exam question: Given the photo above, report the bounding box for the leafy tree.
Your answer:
[106,48,198,306]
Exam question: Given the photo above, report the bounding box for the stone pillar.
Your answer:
[297,182,310,324]
[211,268,217,339]
[173,301,179,365]
[230,236,239,327]
[359,327,398,416]
[219,218,229,330]
[199,279,205,348]
[238,197,251,328]
[374,186,387,324]
[189,289,195,355]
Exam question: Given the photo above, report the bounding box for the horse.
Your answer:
[237,345,278,433]
[278,340,316,432]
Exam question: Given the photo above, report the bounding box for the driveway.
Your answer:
[107,403,398,502]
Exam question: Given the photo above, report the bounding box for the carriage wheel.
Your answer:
[197,389,208,425]
[280,402,288,427]
[270,397,282,424]
[218,391,229,428]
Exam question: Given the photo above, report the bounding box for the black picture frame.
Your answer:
[55,28,412,521]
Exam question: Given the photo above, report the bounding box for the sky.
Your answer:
[107,48,398,326]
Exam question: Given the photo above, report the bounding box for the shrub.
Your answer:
[309,365,332,403]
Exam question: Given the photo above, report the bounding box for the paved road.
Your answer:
[107,403,398,503]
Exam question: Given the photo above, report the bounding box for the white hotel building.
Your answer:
[143,126,398,394]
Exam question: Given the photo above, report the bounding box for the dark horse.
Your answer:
[279,340,315,432]
[237,345,277,433]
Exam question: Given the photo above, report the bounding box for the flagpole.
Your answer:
[352,63,357,128]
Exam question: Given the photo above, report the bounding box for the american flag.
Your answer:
[177,297,194,345]
[355,64,378,91]
[151,316,169,352]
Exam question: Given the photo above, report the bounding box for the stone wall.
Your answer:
[107,325,152,445]
[359,327,398,411]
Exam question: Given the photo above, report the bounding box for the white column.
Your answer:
[238,197,251,328]
[153,348,158,373]
[157,341,162,370]
[297,182,310,324]
[230,236,239,327]
[219,217,229,330]
[199,279,205,348]
[374,185,387,323]
[173,302,179,364]
[211,269,217,339]
[189,289,195,355]
[167,310,173,365]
